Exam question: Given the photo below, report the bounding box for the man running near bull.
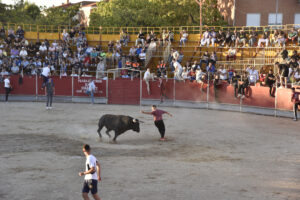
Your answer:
[141,105,172,141]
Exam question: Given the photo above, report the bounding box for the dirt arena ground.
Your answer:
[0,102,300,200]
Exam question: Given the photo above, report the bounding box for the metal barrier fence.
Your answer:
[2,23,300,34]
[0,73,296,117]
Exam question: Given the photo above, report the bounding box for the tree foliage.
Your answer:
[90,0,227,27]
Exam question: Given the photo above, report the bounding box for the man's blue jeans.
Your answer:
[86,90,94,104]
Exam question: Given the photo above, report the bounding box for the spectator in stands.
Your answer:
[248,29,257,47]
[291,50,300,61]
[187,68,196,82]
[196,68,206,86]
[129,46,137,60]
[120,30,129,46]
[16,26,25,41]
[0,26,5,40]
[293,65,300,83]
[237,71,249,99]
[139,50,146,66]
[201,29,210,47]
[199,51,210,68]
[226,47,237,61]
[216,29,226,47]
[11,62,19,74]
[161,29,169,45]
[182,67,189,80]
[210,51,217,65]
[210,28,217,47]
[179,30,188,46]
[277,30,286,47]
[62,29,69,44]
[168,30,174,43]
[265,69,276,97]
[225,30,232,47]
[192,60,200,71]
[10,47,19,59]
[136,29,145,46]
[291,87,300,121]
[246,66,259,84]
[39,42,48,57]
[231,30,238,47]
[236,29,247,47]
[287,28,298,46]
[258,30,269,47]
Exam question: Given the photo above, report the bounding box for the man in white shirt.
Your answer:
[218,65,228,81]
[143,68,153,95]
[41,65,51,88]
[179,30,188,46]
[173,59,183,80]
[4,76,11,102]
[86,80,96,104]
[246,66,259,84]
[79,144,101,200]
[19,47,28,59]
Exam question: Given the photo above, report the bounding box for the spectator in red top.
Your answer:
[141,105,172,141]
[291,88,300,121]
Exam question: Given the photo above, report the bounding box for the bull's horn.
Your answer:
[133,119,137,123]
[139,120,145,123]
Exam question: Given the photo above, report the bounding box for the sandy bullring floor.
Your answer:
[0,102,300,200]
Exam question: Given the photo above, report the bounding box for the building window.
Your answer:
[246,13,261,27]
[268,13,283,25]
[295,14,300,27]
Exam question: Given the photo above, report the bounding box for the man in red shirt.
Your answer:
[141,105,172,141]
[291,88,300,121]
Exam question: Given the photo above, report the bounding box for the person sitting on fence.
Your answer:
[201,29,210,47]
[218,65,228,82]
[157,60,166,78]
[248,29,258,47]
[265,69,276,97]
[136,29,145,46]
[276,62,289,88]
[144,68,153,95]
[257,30,269,47]
[192,60,200,71]
[161,29,169,45]
[224,30,232,47]
[293,65,300,83]
[287,28,298,46]
[237,71,250,99]
[206,62,216,78]
[179,30,188,46]
[226,47,237,61]
[246,65,259,84]
[230,71,240,98]
[231,30,238,47]
[173,59,183,80]
[168,30,174,43]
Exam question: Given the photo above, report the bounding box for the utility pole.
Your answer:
[195,0,204,37]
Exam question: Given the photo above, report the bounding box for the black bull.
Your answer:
[97,114,141,142]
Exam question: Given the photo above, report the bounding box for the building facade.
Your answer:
[218,0,300,26]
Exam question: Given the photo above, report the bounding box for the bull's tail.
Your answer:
[97,117,105,138]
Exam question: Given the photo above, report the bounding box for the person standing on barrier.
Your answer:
[265,69,276,97]
[86,79,96,104]
[143,68,153,95]
[291,88,300,121]
[79,144,101,200]
[237,71,249,99]
[141,105,172,141]
[46,77,55,110]
[41,65,51,89]
[4,76,11,102]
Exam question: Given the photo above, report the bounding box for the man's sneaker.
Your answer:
[46,107,49,110]
[293,118,297,121]
[49,107,52,110]
[237,94,241,98]
[159,138,166,141]
[241,95,245,99]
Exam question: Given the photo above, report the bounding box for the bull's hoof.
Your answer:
[98,138,103,142]
[110,140,117,144]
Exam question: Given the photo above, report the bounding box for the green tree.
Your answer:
[90,0,226,27]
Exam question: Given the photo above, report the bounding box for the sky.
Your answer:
[2,0,97,8]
